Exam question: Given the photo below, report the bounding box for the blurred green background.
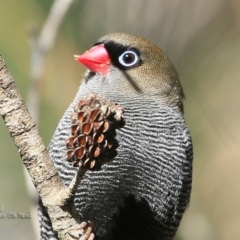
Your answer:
[0,0,240,239]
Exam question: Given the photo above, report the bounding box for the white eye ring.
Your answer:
[118,50,139,67]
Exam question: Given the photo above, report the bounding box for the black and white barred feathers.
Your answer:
[38,33,193,240]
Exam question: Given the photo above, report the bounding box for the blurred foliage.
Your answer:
[0,0,240,239]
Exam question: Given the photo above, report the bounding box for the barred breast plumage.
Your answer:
[38,32,193,240]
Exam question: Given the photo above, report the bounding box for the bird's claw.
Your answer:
[79,221,95,240]
[68,221,95,240]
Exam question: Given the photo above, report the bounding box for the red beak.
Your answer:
[74,44,110,75]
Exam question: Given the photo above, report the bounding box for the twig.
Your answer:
[28,0,75,129]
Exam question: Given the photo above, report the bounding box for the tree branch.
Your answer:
[0,54,90,240]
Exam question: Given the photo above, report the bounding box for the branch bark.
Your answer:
[0,55,90,239]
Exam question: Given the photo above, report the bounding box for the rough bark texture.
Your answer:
[0,54,87,239]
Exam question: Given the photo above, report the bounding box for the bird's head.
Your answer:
[75,33,185,112]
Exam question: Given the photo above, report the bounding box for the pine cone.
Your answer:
[65,93,125,171]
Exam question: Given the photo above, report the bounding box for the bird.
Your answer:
[38,32,193,240]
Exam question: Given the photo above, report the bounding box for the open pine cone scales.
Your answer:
[65,93,125,171]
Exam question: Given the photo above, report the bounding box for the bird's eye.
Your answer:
[118,51,139,67]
